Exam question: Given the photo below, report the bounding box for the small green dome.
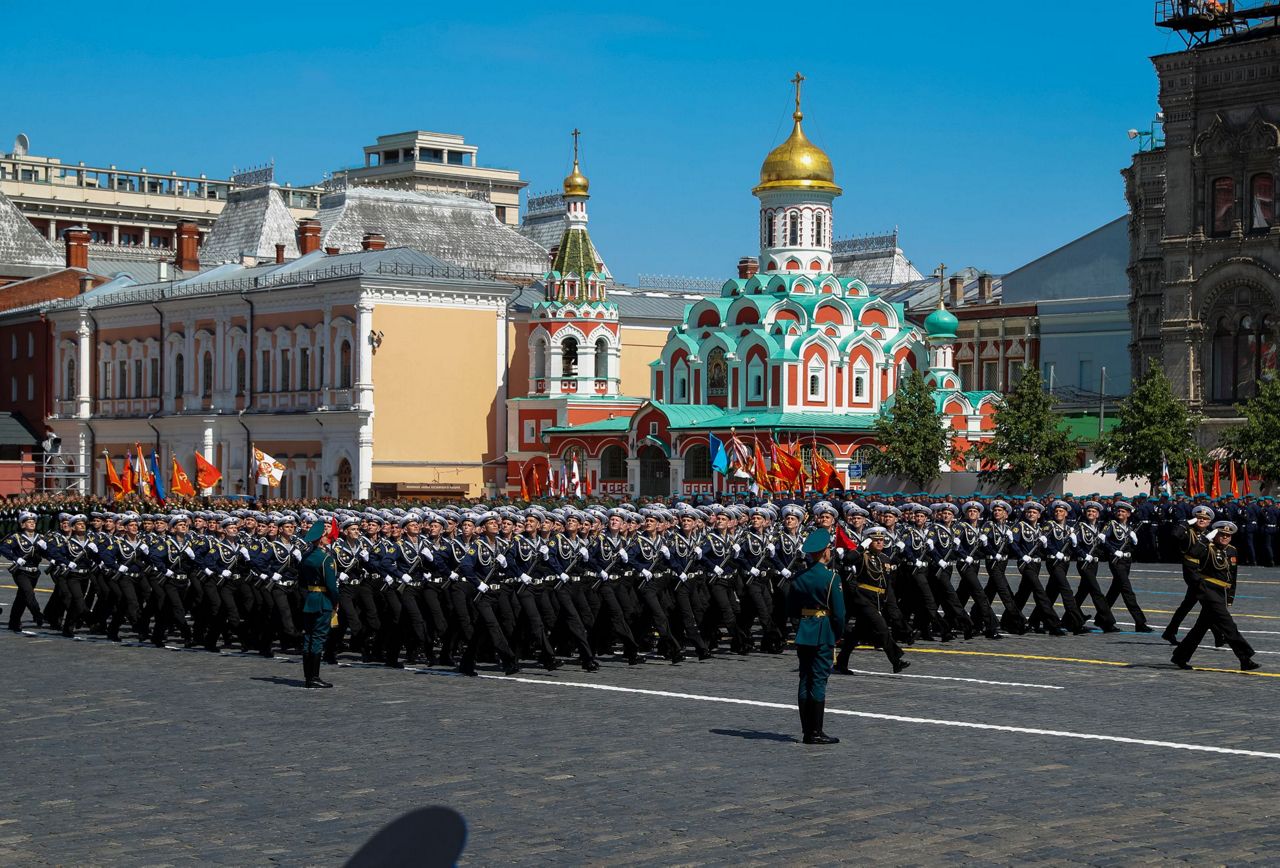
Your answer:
[924,305,958,338]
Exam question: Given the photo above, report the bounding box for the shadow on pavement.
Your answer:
[709,728,797,743]
[251,675,307,688]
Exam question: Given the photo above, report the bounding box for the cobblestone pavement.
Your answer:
[2,563,1279,866]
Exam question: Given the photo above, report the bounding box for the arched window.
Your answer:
[561,337,578,377]
[600,444,627,481]
[814,212,824,247]
[533,338,547,379]
[1208,287,1277,402]
[65,358,76,399]
[201,352,213,398]
[259,350,271,392]
[280,349,291,391]
[747,356,765,401]
[1250,173,1275,231]
[299,347,311,390]
[1211,176,1234,236]
[765,213,775,246]
[707,347,727,399]
[336,458,353,499]
[673,361,689,402]
[854,372,867,399]
[684,443,712,481]
[807,358,825,400]
[788,211,800,246]
[594,337,608,379]
[235,350,247,396]
[174,353,184,397]
[339,340,352,389]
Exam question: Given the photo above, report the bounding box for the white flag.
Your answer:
[254,447,286,487]
[571,456,582,498]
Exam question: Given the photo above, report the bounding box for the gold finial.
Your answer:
[935,263,947,309]
[563,128,589,197]
[790,72,805,120]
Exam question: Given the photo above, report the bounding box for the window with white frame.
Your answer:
[807,358,825,400]
[747,357,765,401]
[853,367,868,399]
[523,420,537,443]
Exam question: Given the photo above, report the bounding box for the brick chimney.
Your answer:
[275,243,286,264]
[361,233,387,251]
[737,256,759,280]
[978,273,994,303]
[78,274,94,295]
[949,275,965,307]
[324,246,340,256]
[176,222,200,272]
[296,218,322,255]
[63,226,90,271]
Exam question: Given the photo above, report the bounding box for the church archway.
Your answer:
[638,445,670,498]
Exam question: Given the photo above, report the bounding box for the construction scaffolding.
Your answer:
[41,451,88,493]
[1156,0,1280,46]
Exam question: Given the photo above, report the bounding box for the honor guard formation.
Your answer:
[1,489,1262,743]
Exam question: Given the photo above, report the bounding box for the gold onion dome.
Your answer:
[563,159,589,197]
[755,110,840,194]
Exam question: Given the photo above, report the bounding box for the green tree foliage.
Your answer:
[1220,375,1280,485]
[867,370,955,488]
[976,369,1078,490]
[1095,364,1201,491]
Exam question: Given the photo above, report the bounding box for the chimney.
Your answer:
[63,225,90,270]
[737,256,759,280]
[978,273,994,303]
[949,275,965,307]
[324,246,340,256]
[158,260,170,281]
[296,218,322,255]
[78,274,94,295]
[176,222,200,272]
[361,232,387,251]
[275,243,286,264]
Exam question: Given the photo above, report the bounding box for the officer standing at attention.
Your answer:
[786,528,845,746]
[300,518,340,689]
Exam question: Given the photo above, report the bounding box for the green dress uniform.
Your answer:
[300,525,341,688]
[786,529,846,745]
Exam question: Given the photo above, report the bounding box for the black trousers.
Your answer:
[954,563,997,636]
[737,578,780,652]
[6,568,42,628]
[441,582,476,662]
[669,577,708,654]
[461,593,516,671]
[1037,559,1086,632]
[1173,584,1254,664]
[547,584,595,662]
[1072,560,1117,630]
[397,585,428,658]
[107,575,144,637]
[928,566,973,636]
[593,582,638,657]
[1012,561,1063,632]
[150,581,191,645]
[512,587,557,662]
[61,574,90,636]
[902,568,949,639]
[201,581,242,649]
[702,580,747,651]
[837,589,903,669]
[634,579,679,657]
[1165,582,1224,644]
[1103,559,1148,628]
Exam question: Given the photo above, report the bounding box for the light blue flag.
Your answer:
[708,433,729,476]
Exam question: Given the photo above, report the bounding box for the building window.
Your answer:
[649,421,659,437]
[788,212,800,246]
[600,445,627,480]
[1009,361,1024,385]
[957,362,973,391]
[814,212,824,247]
[685,444,712,481]
[747,357,765,401]
[174,353,185,396]
[673,363,688,402]
[260,350,271,392]
[1211,176,1234,236]
[981,360,998,389]
[150,358,159,397]
[854,372,867,399]
[280,350,291,391]
[1210,305,1276,403]
[1250,173,1275,231]
[495,205,507,223]
[27,333,34,357]
[523,421,537,444]
[807,359,825,400]
[134,359,143,397]
[765,213,775,246]
[561,338,578,377]
[594,338,608,379]
[201,352,213,398]
[235,350,247,396]
[117,360,127,398]
[66,358,76,399]
[299,348,311,391]
[26,374,33,400]
[336,340,352,389]
[533,339,547,379]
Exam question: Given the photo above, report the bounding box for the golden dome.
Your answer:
[754,110,841,195]
[563,158,589,197]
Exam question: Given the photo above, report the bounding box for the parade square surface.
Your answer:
[3,561,1279,866]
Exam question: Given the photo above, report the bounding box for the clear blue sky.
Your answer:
[3,1,1183,284]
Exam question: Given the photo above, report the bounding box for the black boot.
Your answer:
[803,701,839,745]
[303,654,321,687]
[312,653,334,688]
[798,700,811,741]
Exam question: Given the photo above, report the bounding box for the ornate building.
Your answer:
[511,79,998,498]
[1126,23,1280,441]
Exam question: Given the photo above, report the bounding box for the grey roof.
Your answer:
[316,186,548,279]
[0,412,38,446]
[86,255,181,285]
[510,281,716,324]
[1002,217,1128,305]
[831,230,923,288]
[0,187,60,270]
[877,268,1004,314]
[199,185,300,266]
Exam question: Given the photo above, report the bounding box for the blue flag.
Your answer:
[708,433,729,475]
[149,450,167,504]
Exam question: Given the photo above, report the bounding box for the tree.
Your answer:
[866,369,955,488]
[1095,363,1201,491]
[976,369,1078,490]
[1220,375,1280,486]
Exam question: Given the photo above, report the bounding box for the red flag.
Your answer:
[1210,461,1221,499]
[194,452,222,492]
[519,464,529,500]
[751,440,773,493]
[811,442,839,493]
[1197,461,1206,497]
[134,443,151,499]
[121,450,135,496]
[772,441,803,488]
[1186,457,1196,495]
[171,455,197,498]
[1230,461,1240,499]
[104,451,124,501]
[1243,461,1252,495]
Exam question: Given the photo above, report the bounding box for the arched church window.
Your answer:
[174,353,185,397]
[1208,290,1278,403]
[533,338,547,379]
[707,347,727,398]
[807,358,825,400]
[594,338,608,378]
[814,212,824,247]
[765,213,775,246]
[339,340,353,389]
[201,352,214,398]
[854,373,866,399]
[747,356,765,401]
[673,362,688,402]
[562,337,578,377]
[1250,173,1275,231]
[600,445,627,480]
[65,357,76,399]
[1211,177,1234,236]
[788,212,800,246]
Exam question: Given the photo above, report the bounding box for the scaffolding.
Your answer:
[1156,0,1280,47]
[41,451,88,493]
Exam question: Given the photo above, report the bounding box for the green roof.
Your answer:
[645,401,728,429]
[549,227,604,282]
[1059,413,1119,444]
[669,410,878,432]
[543,416,632,436]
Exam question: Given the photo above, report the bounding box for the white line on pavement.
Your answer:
[473,674,1280,760]
[838,668,1064,690]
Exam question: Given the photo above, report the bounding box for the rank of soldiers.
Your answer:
[0,491,1260,677]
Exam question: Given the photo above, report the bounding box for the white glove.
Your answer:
[448,571,459,581]
[14,557,24,566]
[1054,552,1066,561]
[926,539,935,550]
[338,572,349,581]
[165,569,175,577]
[559,572,570,582]
[477,582,490,593]
[938,559,950,568]
[660,545,671,558]
[204,568,213,576]
[402,573,414,583]
[732,543,741,554]
[184,547,195,558]
[1021,555,1032,564]
[964,556,975,565]
[117,564,128,574]
[767,543,776,554]
[1206,529,1219,542]
[383,576,394,586]
[780,568,792,578]
[1120,551,1131,560]
[896,540,906,551]
[836,547,846,558]
[36,538,47,549]
[239,547,250,558]
[618,550,628,563]
[359,549,370,561]
[1069,533,1078,545]
[749,567,761,577]
[641,569,653,579]
[140,544,149,554]
[914,559,926,569]
[1006,530,1015,541]
[1084,554,1095,564]
[538,544,550,555]
[598,570,609,580]
[68,560,79,570]
[1187,518,1198,525]
[496,554,507,567]
[221,569,232,578]
[271,572,282,581]
[713,565,724,576]
[579,546,589,558]
[1129,531,1138,544]
[87,542,98,553]
[979,534,988,544]
[519,574,532,584]
[291,548,302,561]
[1037,535,1048,545]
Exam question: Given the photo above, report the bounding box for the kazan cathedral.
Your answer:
[506,81,999,499]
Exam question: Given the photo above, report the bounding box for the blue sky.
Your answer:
[3,2,1181,283]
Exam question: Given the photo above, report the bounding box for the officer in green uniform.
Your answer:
[300,518,341,689]
[786,529,846,745]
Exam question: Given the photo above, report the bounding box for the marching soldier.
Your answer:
[2,510,47,631]
[299,517,340,689]
[1171,521,1259,672]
